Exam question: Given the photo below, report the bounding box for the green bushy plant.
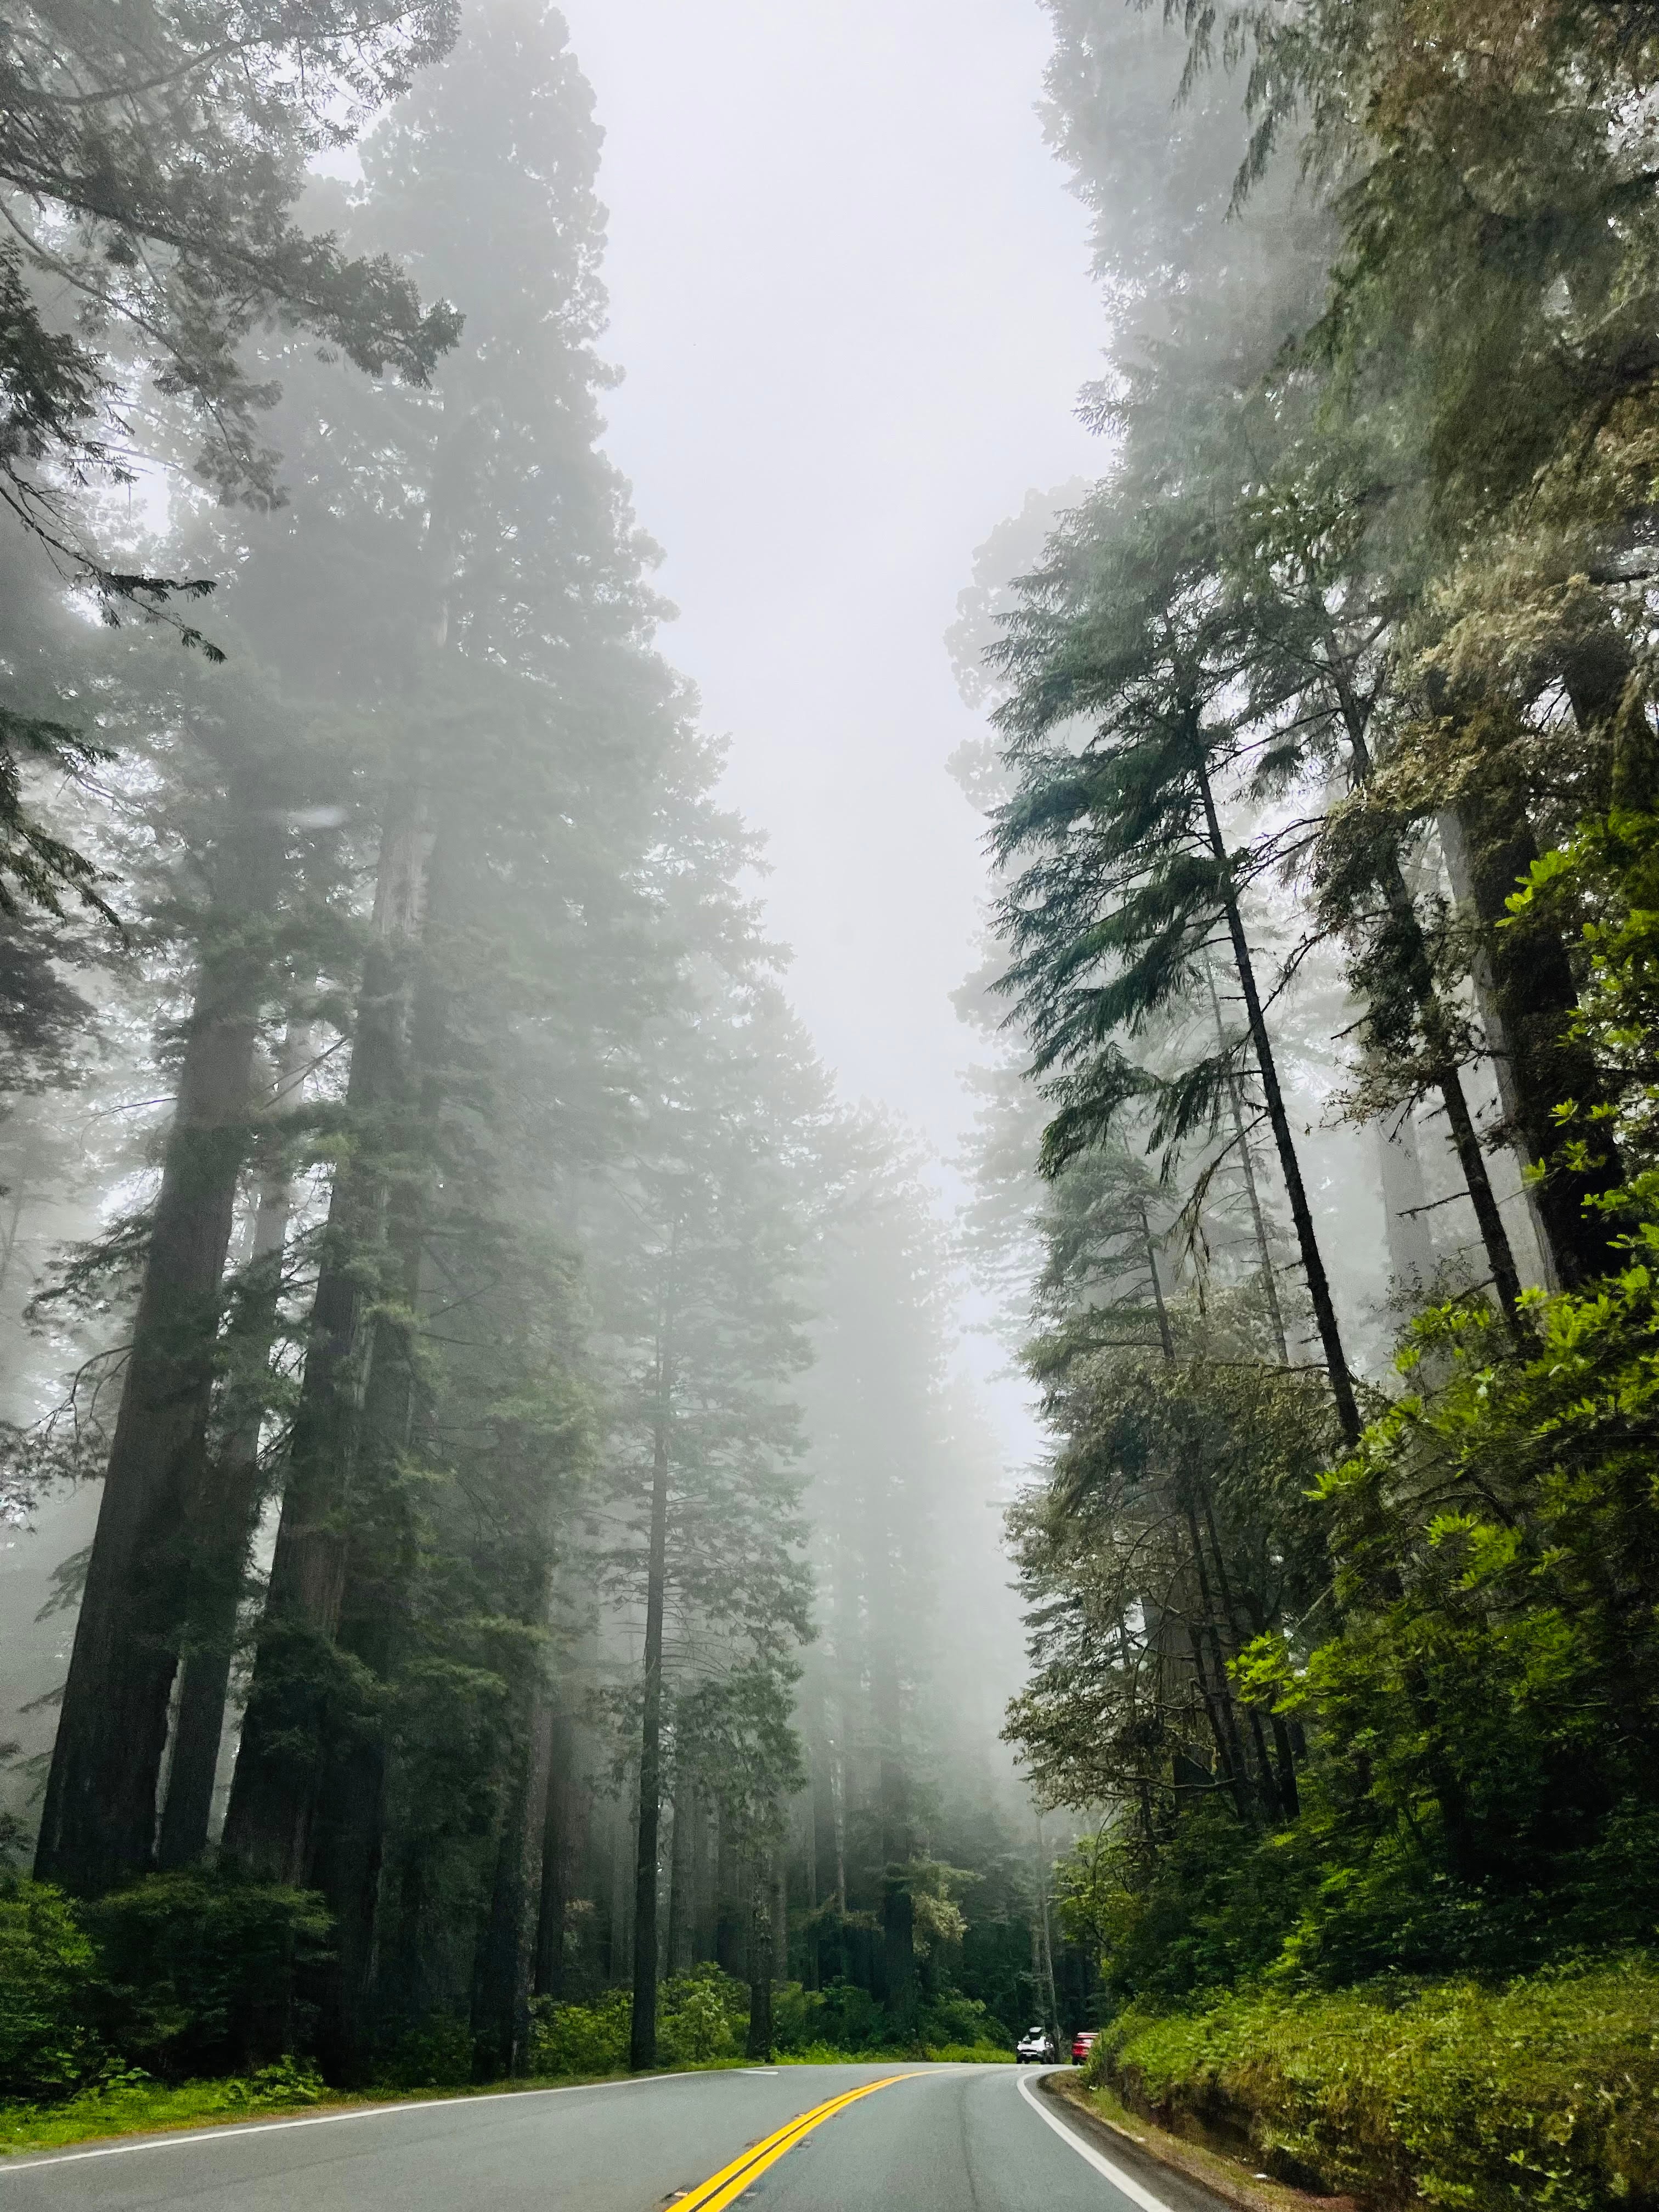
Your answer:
[918,1992,1010,2051]
[528,1988,631,2076]
[0,2058,328,2155]
[794,1979,883,2051]
[659,1968,745,2065]
[0,1880,100,2101]
[373,2016,475,2089]
[81,1870,332,2077]
[211,2056,325,2109]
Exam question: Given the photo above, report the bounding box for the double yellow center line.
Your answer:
[673,2074,915,2212]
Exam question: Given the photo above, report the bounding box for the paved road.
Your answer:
[0,2063,1233,2212]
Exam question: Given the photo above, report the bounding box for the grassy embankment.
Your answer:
[1079,1958,1659,2212]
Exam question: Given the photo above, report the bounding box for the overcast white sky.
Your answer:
[557,0,1103,1164]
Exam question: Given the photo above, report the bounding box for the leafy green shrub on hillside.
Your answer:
[0,1881,100,2101]
[1092,1957,1659,2211]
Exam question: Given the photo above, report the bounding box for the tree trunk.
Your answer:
[1198,763,1359,1443]
[222,788,433,1885]
[156,1020,312,1871]
[535,1699,583,1999]
[665,1767,695,1977]
[746,1860,775,2059]
[714,1808,743,1977]
[1442,798,1619,1286]
[1323,649,1523,1319]
[36,826,278,1893]
[474,1689,554,2078]
[1206,969,1289,1362]
[629,1381,672,2070]
[1375,1110,1434,1294]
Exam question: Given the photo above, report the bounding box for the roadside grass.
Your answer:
[0,2044,1012,2158]
[0,2062,631,2159]
[1090,1955,1659,2212]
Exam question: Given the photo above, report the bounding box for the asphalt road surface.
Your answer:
[0,2063,1236,2212]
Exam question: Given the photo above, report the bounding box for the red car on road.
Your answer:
[1071,2028,1099,2065]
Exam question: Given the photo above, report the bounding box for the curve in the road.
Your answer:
[675,2072,914,2212]
[0,2060,1235,2212]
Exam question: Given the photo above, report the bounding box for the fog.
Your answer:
[559,0,1101,1152]
[1,0,1650,2133]
[0,0,1113,2077]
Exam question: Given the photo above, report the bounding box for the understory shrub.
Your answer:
[528,1988,632,2075]
[81,1870,334,2076]
[660,1970,746,2064]
[0,2059,326,2154]
[1091,1956,1659,2210]
[918,1992,1012,2052]
[0,1881,99,2101]
[372,2015,476,2089]
[0,1870,333,2102]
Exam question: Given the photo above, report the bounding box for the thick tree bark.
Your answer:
[1319,668,1523,1321]
[1198,764,1361,1442]
[746,1860,776,2058]
[714,1809,743,1977]
[157,1021,312,1871]
[1441,801,1619,1288]
[1375,1110,1434,1293]
[36,826,278,1893]
[1206,970,1290,1362]
[473,1690,554,2078]
[629,1378,672,2070]
[665,1768,695,1977]
[535,1699,584,1999]
[222,789,433,1885]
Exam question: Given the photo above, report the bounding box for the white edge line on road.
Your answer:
[0,2071,689,2175]
[1016,2067,1175,2212]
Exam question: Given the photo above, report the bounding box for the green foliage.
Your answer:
[372,2017,476,2090]
[1514,807,1659,1177]
[528,1989,633,2078]
[0,1875,334,2106]
[917,1993,1011,2052]
[1264,1235,1659,1971]
[0,2058,326,2156]
[1093,1959,1659,2211]
[1056,1812,1315,2007]
[659,1970,747,2066]
[0,1881,98,2101]
[80,1872,333,2079]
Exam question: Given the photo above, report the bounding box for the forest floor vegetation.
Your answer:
[1083,1958,1659,2212]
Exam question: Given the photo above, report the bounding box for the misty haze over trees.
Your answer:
[1,1,1658,2202]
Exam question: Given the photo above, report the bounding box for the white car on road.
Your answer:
[1015,2025,1057,2063]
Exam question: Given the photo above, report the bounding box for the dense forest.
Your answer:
[951,2,1659,2204]
[0,0,1042,2115]
[2,0,1658,2203]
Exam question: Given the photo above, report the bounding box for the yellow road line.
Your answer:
[675,2075,914,2212]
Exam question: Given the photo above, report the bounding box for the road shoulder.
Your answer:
[1036,2071,1359,2212]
